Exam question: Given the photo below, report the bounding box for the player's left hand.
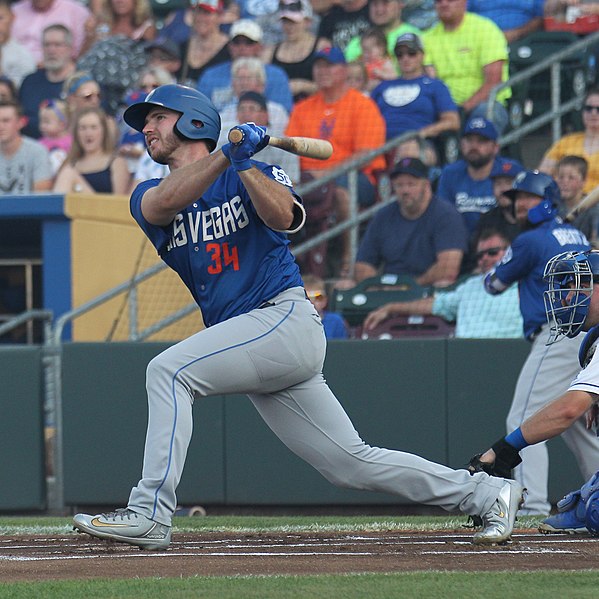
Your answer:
[222,123,270,172]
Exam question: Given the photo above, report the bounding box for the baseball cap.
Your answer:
[463,117,498,141]
[490,158,524,179]
[229,19,263,43]
[238,90,267,111]
[394,32,424,54]
[144,37,181,61]
[390,157,429,179]
[189,0,223,11]
[279,0,313,22]
[314,46,346,65]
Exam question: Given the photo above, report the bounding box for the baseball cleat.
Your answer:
[538,510,589,535]
[472,480,525,545]
[73,508,171,550]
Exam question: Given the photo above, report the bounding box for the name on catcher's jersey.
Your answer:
[130,161,303,326]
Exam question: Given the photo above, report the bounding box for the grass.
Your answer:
[0,515,595,599]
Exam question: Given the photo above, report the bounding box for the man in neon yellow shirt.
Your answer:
[423,0,510,134]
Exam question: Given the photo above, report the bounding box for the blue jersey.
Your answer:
[491,218,590,338]
[371,75,457,141]
[437,156,524,235]
[130,161,303,327]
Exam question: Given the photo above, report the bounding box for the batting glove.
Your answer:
[222,123,269,172]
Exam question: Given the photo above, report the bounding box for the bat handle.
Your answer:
[228,128,244,145]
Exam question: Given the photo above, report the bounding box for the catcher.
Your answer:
[469,249,599,534]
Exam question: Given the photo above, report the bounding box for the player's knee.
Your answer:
[146,352,174,385]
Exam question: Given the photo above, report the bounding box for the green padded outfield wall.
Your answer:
[60,339,588,507]
[0,347,45,510]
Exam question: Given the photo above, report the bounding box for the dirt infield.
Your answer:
[1,528,598,581]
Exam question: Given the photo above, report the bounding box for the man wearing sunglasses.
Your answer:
[363,227,523,338]
[483,170,599,515]
[198,19,293,112]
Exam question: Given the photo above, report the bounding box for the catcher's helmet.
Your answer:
[543,250,599,343]
[123,84,221,151]
[504,170,560,225]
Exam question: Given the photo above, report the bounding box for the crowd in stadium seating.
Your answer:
[4,0,599,339]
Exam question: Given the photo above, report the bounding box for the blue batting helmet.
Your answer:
[504,170,560,225]
[543,250,599,343]
[123,84,221,151]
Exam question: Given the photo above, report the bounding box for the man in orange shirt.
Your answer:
[286,46,386,276]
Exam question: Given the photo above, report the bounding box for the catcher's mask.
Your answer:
[543,250,599,344]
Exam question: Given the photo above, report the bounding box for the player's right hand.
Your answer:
[222,123,269,172]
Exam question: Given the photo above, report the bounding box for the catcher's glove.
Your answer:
[468,438,522,479]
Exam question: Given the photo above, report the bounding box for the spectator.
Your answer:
[556,155,599,245]
[544,0,599,25]
[355,26,397,92]
[354,157,468,286]
[144,37,183,81]
[346,59,368,93]
[423,0,510,135]
[363,227,523,338]
[285,46,387,276]
[475,157,524,243]
[18,24,76,139]
[484,170,597,515]
[11,0,94,64]
[371,32,459,143]
[303,273,349,339]
[222,90,299,183]
[0,100,53,193]
[436,117,522,237]
[0,75,17,102]
[344,0,420,65]
[539,87,599,195]
[263,0,319,103]
[402,0,437,30]
[198,19,293,112]
[317,0,371,52]
[82,0,156,55]
[0,0,36,87]
[38,98,71,176]
[61,70,118,141]
[52,106,130,194]
[176,0,229,87]
[468,0,544,44]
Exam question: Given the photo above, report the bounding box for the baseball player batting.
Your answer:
[470,249,599,535]
[72,84,523,550]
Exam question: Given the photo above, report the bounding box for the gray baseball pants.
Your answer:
[128,287,506,526]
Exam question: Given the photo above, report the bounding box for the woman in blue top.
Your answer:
[371,32,459,142]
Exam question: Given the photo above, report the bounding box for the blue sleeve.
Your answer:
[265,65,293,114]
[129,178,170,254]
[435,169,453,204]
[493,234,537,286]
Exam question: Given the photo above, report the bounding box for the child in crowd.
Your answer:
[346,61,369,94]
[359,27,396,92]
[303,274,349,340]
[556,154,599,246]
[38,99,72,177]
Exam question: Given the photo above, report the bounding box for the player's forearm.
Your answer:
[237,167,296,230]
[142,152,229,225]
[520,391,595,444]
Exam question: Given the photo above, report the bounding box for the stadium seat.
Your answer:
[508,31,594,131]
[330,274,431,327]
[356,314,455,339]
